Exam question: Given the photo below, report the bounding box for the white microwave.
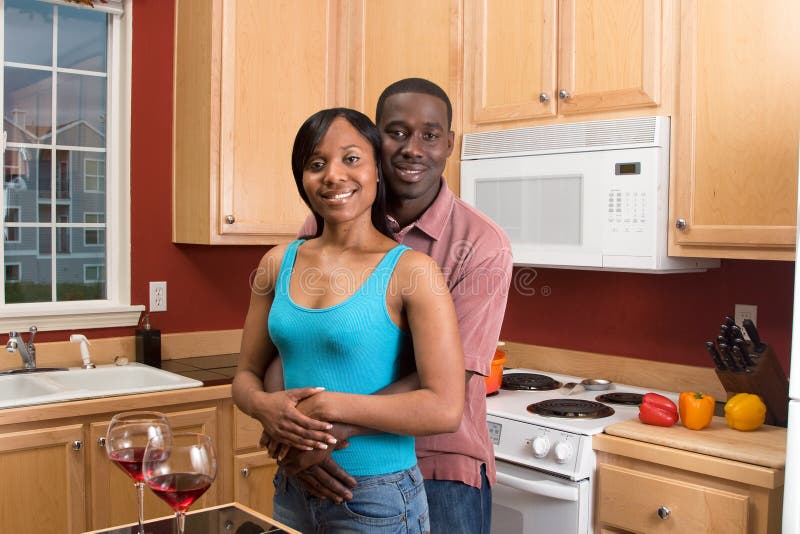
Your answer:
[460,116,719,273]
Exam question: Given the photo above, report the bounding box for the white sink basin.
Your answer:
[0,363,203,409]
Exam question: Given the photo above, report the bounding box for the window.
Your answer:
[1,0,142,330]
[84,158,104,192]
[83,212,104,246]
[5,262,20,282]
[4,206,20,242]
[83,263,103,283]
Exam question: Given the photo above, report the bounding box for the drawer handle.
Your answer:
[657,506,671,520]
[241,467,250,478]
[98,436,106,447]
[72,440,83,451]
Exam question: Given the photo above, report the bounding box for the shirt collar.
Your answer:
[387,178,454,241]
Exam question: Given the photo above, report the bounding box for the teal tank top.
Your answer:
[268,239,416,476]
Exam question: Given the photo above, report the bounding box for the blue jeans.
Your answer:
[424,464,491,534]
[273,465,430,533]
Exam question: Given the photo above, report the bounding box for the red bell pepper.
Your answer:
[638,392,678,427]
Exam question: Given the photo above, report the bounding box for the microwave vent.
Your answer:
[462,116,668,160]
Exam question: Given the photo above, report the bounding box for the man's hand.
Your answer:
[295,457,357,503]
[260,426,357,502]
[255,388,336,450]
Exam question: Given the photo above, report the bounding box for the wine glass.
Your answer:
[105,411,171,534]
[143,432,217,534]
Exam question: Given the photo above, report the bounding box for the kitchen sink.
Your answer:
[0,363,203,409]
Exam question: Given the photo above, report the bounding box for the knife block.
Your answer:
[714,344,789,427]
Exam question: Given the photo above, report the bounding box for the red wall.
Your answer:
[36,0,798,376]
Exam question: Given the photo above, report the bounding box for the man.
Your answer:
[266,78,512,532]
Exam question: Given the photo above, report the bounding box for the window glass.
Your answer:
[58,5,107,72]
[3,0,52,66]
[2,1,110,305]
[5,228,50,303]
[57,248,105,301]
[3,66,53,143]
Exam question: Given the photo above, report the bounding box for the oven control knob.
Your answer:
[531,436,551,458]
[554,441,574,464]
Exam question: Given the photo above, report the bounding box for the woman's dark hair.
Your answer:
[291,108,392,239]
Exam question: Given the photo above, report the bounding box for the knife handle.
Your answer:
[731,346,751,372]
[718,343,741,372]
[705,341,726,370]
[742,319,766,352]
[724,316,736,328]
[733,338,756,366]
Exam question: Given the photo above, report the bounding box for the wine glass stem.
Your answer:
[135,481,145,534]
[176,511,186,534]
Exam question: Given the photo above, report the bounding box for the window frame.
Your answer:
[4,261,20,282]
[0,0,142,331]
[83,156,105,193]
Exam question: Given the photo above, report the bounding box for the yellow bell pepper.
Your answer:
[724,393,767,431]
[678,391,715,430]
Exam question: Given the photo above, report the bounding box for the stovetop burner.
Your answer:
[527,399,615,419]
[501,373,562,391]
[595,392,644,406]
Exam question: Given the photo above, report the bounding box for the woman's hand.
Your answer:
[253,388,337,450]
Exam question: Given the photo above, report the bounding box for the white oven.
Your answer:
[486,369,678,534]
[492,458,590,534]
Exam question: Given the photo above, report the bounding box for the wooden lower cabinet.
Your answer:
[234,451,279,516]
[88,406,220,531]
[0,424,86,534]
[233,406,278,517]
[0,394,230,534]
[594,436,784,534]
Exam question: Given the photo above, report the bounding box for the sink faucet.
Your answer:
[6,326,38,369]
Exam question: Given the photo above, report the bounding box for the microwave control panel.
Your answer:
[607,188,647,234]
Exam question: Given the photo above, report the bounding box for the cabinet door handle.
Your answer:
[657,506,671,520]
[539,92,550,103]
[225,215,235,224]
[675,218,687,230]
[241,467,250,478]
[72,440,83,451]
[97,436,106,447]
[558,89,570,100]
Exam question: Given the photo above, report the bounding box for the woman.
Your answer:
[232,108,465,533]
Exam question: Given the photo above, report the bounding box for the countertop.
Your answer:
[603,416,787,469]
[84,502,299,534]
[161,353,238,385]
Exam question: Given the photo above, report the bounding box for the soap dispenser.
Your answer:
[135,313,161,368]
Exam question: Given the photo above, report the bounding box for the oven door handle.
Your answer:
[495,471,579,502]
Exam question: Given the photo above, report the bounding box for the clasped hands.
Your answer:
[255,387,356,503]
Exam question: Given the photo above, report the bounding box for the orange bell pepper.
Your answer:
[679,392,715,430]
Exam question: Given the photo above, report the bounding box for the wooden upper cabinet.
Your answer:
[465,0,662,129]
[671,0,800,260]
[173,0,339,244]
[344,0,463,194]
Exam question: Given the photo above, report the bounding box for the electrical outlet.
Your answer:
[734,304,757,339]
[149,281,167,312]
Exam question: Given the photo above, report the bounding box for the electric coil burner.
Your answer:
[527,398,615,419]
[501,372,562,391]
[595,392,644,406]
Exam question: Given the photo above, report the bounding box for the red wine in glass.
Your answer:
[144,432,217,534]
[105,411,171,534]
[109,446,146,482]
[147,473,213,512]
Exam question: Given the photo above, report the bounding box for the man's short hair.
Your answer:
[375,78,453,130]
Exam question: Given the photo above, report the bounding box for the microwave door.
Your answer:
[461,151,606,268]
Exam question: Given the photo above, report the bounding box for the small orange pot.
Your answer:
[484,347,508,394]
